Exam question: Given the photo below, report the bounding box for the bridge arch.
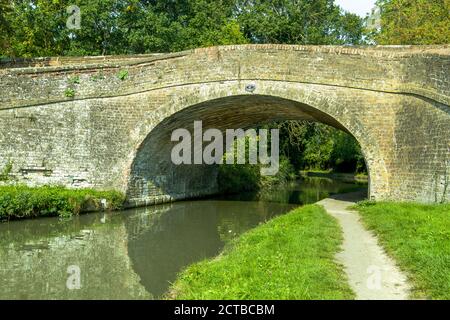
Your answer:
[125,81,390,207]
[1,45,448,204]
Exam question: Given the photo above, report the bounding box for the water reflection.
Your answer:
[125,200,296,298]
[0,177,366,299]
[218,176,367,204]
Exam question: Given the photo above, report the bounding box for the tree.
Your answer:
[0,0,13,55]
[374,0,450,44]
[1,0,248,57]
[123,0,247,53]
[236,0,364,45]
[5,0,69,57]
[4,0,139,57]
[270,121,367,174]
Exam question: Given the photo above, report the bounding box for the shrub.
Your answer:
[218,156,297,194]
[0,161,13,181]
[0,186,125,221]
[218,162,261,193]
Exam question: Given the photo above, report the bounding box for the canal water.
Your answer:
[0,177,366,299]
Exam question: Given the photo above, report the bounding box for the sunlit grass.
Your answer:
[356,201,450,300]
[169,205,354,300]
[0,185,124,221]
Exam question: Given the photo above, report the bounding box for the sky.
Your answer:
[334,0,378,17]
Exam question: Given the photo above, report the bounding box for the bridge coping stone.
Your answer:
[1,44,449,70]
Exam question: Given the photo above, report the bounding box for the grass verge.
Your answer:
[0,185,125,221]
[355,201,450,300]
[168,204,355,300]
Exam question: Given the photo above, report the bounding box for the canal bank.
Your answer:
[0,185,125,221]
[168,203,356,300]
[169,190,413,300]
[300,170,369,184]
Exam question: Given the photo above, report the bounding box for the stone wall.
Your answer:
[0,45,449,204]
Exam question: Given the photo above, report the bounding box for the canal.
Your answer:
[0,177,366,299]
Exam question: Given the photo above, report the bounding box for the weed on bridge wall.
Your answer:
[0,161,13,182]
[0,186,125,221]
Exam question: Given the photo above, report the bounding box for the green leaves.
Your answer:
[374,0,450,44]
[1,0,365,57]
[0,161,13,181]
[117,69,128,81]
[68,75,80,84]
[64,87,75,98]
[0,185,125,221]
[236,0,364,45]
[5,0,447,55]
[274,121,366,174]
[357,202,450,299]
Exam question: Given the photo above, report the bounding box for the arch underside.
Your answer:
[124,79,449,205]
[126,85,391,207]
[127,95,353,205]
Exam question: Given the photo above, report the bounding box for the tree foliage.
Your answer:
[374,0,450,44]
[0,0,13,53]
[1,0,248,56]
[236,0,363,44]
[276,122,366,173]
[1,0,364,57]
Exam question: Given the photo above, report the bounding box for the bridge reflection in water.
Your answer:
[0,177,366,299]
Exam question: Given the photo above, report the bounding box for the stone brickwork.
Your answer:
[0,45,449,205]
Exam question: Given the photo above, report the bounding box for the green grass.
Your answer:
[168,205,355,300]
[355,201,450,300]
[0,185,125,221]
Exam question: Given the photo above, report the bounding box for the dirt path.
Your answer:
[317,192,410,300]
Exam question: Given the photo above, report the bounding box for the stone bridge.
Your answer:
[0,45,449,206]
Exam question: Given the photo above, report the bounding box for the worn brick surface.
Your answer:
[0,45,449,205]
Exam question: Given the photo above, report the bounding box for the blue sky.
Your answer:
[334,0,377,17]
